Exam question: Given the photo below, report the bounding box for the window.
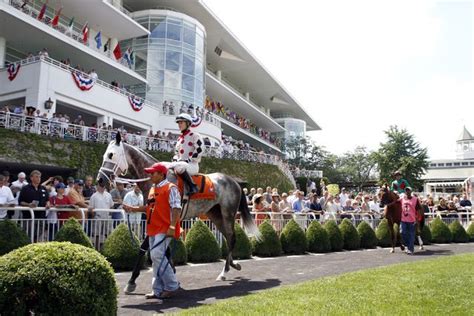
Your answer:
[164,70,181,89]
[183,26,196,46]
[454,163,460,166]
[462,162,469,166]
[446,163,452,167]
[182,74,194,92]
[150,19,166,38]
[166,23,181,41]
[182,54,195,75]
[165,51,181,71]
[438,163,445,167]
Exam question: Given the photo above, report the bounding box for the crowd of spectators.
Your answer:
[204,96,282,148]
[0,169,144,241]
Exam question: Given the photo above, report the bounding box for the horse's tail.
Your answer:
[239,188,261,241]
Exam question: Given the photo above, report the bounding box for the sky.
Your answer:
[203,0,473,160]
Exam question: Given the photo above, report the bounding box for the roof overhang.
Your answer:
[46,0,149,40]
[122,0,321,131]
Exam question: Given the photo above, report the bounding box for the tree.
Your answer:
[339,147,377,191]
[374,126,429,189]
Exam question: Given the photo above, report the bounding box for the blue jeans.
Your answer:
[150,234,179,295]
[400,221,415,253]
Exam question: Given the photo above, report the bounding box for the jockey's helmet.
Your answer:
[175,113,192,124]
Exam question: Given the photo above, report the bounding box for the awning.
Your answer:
[426,182,463,187]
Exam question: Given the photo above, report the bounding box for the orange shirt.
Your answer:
[146,183,181,238]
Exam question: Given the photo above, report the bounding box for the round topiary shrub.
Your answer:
[102,224,142,271]
[430,218,452,243]
[376,219,393,247]
[419,224,432,245]
[324,220,343,251]
[221,224,253,259]
[0,219,30,256]
[252,220,281,257]
[467,222,474,242]
[339,219,360,250]
[306,220,331,253]
[171,238,187,265]
[357,221,378,249]
[185,220,221,263]
[0,242,117,315]
[449,221,469,243]
[54,218,93,248]
[280,219,307,255]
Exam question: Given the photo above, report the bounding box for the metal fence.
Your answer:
[2,208,473,251]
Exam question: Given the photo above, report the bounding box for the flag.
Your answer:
[123,47,132,67]
[51,6,62,27]
[81,22,89,43]
[104,38,111,52]
[37,2,47,21]
[113,43,122,60]
[94,31,102,49]
[66,16,74,34]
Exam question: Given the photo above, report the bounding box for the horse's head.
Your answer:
[379,184,397,207]
[97,132,129,189]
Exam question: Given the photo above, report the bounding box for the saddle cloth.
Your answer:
[177,174,216,201]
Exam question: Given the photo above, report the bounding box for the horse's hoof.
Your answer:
[216,275,226,281]
[400,245,405,251]
[232,263,241,271]
[420,245,424,250]
[390,249,395,253]
[124,283,136,294]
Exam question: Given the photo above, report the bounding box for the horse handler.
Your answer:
[123,162,181,300]
[400,187,421,255]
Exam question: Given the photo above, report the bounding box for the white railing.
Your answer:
[3,208,473,251]
[8,0,131,69]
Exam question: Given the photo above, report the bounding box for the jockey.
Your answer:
[169,113,202,195]
[391,170,410,195]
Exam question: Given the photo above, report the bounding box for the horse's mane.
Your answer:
[124,142,158,162]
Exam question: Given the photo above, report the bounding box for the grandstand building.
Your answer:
[0,0,320,154]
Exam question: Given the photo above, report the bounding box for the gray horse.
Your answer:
[97,132,260,291]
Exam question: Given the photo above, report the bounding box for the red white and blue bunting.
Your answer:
[7,63,21,81]
[71,70,95,91]
[128,95,144,112]
[191,115,202,128]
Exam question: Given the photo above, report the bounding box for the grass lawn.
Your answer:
[179,253,474,315]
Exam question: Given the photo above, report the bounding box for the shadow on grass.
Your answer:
[120,277,281,313]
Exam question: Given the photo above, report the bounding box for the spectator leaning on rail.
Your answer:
[18,170,50,219]
[123,162,181,300]
[169,113,203,195]
[0,174,16,219]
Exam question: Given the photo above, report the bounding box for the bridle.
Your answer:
[97,141,129,185]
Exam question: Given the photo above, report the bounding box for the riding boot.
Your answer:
[180,170,198,195]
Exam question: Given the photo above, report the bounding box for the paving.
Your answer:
[116,243,474,315]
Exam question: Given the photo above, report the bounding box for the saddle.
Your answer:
[176,174,216,201]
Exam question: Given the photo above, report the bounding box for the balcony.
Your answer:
[2,0,148,84]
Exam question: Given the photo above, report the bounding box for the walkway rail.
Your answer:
[2,208,473,251]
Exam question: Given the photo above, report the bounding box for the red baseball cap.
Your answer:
[144,163,168,175]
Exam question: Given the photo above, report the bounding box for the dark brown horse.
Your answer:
[379,186,425,253]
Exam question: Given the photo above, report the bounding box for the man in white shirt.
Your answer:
[0,175,16,219]
[339,188,349,207]
[88,182,114,239]
[123,184,144,224]
[11,172,28,189]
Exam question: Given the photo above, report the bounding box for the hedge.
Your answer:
[0,220,30,256]
[252,221,281,257]
[419,225,432,245]
[0,242,117,315]
[185,220,221,263]
[324,220,343,251]
[467,222,474,242]
[449,221,469,243]
[357,221,378,249]
[430,218,452,243]
[306,221,331,253]
[376,219,393,247]
[102,224,142,271]
[54,218,93,248]
[171,238,187,265]
[280,219,307,255]
[339,219,360,250]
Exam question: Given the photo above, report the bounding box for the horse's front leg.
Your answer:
[124,236,149,294]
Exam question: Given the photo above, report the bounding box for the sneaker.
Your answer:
[145,292,162,300]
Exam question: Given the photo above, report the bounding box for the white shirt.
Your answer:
[123,190,144,223]
[0,186,16,218]
[11,179,28,189]
[89,190,114,219]
[369,201,381,213]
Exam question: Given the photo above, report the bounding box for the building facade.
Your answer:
[0,0,320,154]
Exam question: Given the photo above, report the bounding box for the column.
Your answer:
[244,92,250,101]
[0,37,6,68]
[216,70,222,80]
